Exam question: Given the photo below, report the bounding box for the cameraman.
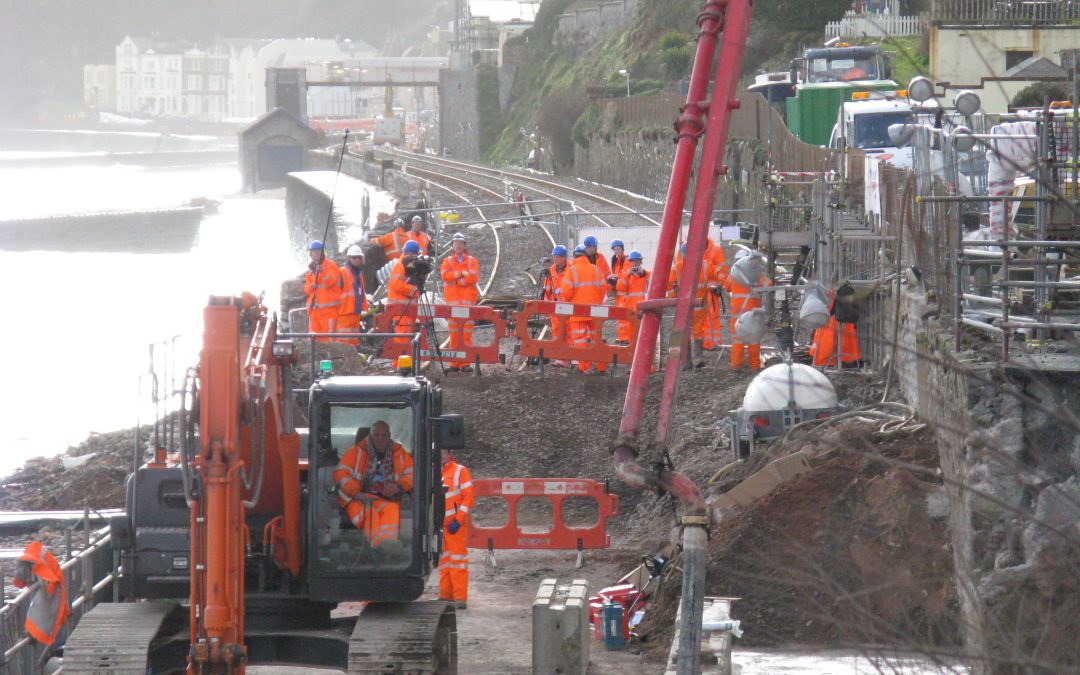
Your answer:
[387,240,425,343]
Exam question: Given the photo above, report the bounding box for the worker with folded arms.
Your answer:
[440,232,481,372]
[337,244,369,346]
[333,421,414,555]
[304,239,344,342]
[561,245,607,374]
[439,447,475,609]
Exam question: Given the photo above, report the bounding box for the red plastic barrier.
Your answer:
[376,302,507,364]
[467,478,619,552]
[514,300,638,365]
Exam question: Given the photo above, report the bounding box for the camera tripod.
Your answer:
[390,279,447,375]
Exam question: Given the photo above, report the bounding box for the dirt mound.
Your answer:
[636,420,961,654]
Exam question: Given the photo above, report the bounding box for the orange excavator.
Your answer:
[64,292,462,673]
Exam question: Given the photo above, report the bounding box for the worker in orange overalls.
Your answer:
[608,239,631,343]
[406,215,432,255]
[668,242,711,368]
[304,240,343,342]
[811,284,862,367]
[439,447,475,609]
[333,420,415,552]
[387,240,423,345]
[615,250,649,347]
[13,541,68,645]
[703,238,730,351]
[723,250,771,371]
[440,232,481,371]
[374,217,409,260]
[542,245,571,367]
[337,244,369,346]
[583,235,612,281]
[560,245,607,373]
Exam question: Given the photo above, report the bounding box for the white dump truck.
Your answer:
[829,96,914,168]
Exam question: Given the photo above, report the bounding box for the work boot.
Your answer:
[692,340,705,368]
[455,601,467,610]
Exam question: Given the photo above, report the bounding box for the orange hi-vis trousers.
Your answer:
[439,526,469,602]
[343,497,401,547]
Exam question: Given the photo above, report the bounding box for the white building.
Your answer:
[83,65,116,112]
[115,37,184,116]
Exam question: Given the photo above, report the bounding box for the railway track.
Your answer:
[382,148,662,229]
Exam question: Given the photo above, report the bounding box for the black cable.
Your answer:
[320,130,350,245]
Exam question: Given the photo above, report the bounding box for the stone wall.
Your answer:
[438,68,482,161]
[555,0,639,56]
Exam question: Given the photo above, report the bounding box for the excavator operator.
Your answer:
[333,420,415,556]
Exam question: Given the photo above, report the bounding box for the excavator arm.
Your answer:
[188,292,302,673]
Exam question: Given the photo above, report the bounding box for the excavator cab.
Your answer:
[305,375,462,603]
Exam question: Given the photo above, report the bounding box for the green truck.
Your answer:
[784,45,900,147]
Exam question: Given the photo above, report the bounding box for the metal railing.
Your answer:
[930,0,1080,25]
[0,517,116,674]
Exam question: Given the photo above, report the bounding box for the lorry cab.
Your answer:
[829,97,914,168]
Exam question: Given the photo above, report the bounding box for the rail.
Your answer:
[0,517,116,674]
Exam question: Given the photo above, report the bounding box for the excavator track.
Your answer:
[63,601,184,674]
[347,600,457,674]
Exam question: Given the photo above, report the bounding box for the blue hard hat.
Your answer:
[583,235,599,247]
[403,240,421,254]
[309,240,324,251]
[679,242,687,254]
[573,245,587,257]
[611,239,625,250]
[628,250,643,261]
[552,245,568,257]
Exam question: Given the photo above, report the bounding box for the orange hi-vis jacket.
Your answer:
[333,439,415,509]
[304,257,344,312]
[611,253,629,278]
[442,460,475,527]
[387,258,414,301]
[615,267,650,312]
[544,263,568,301]
[560,255,606,305]
[13,541,68,645]
[705,239,729,284]
[376,226,408,259]
[589,253,612,279]
[440,252,481,304]
[723,272,770,314]
[668,254,711,300]
[339,261,369,316]
[408,230,431,254]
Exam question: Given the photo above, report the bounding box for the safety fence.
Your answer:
[375,301,509,365]
[0,521,116,674]
[930,0,1080,25]
[374,299,642,370]
[467,478,619,567]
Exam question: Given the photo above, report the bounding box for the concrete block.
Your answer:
[532,578,589,675]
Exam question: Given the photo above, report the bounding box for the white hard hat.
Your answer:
[411,215,423,222]
[347,244,365,257]
[451,232,466,242]
[735,249,750,261]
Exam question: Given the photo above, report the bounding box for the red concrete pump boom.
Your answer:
[612,1,754,673]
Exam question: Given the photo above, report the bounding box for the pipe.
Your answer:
[613,2,754,674]
[962,317,1003,334]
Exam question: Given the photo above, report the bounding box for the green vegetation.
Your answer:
[1011,82,1070,108]
[483,0,861,167]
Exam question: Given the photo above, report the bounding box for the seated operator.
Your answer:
[333,420,414,554]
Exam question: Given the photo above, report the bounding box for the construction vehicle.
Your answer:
[828,95,914,168]
[785,43,900,146]
[64,292,462,672]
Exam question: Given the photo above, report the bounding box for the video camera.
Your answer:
[405,254,435,287]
